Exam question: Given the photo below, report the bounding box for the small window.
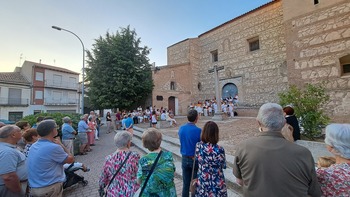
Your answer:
[198,82,202,91]
[340,55,350,76]
[343,64,350,74]
[248,37,260,52]
[35,91,43,99]
[156,96,163,101]
[35,72,43,81]
[314,0,319,5]
[211,50,218,62]
[9,112,23,122]
[170,81,176,90]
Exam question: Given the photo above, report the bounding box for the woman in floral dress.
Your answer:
[99,131,140,196]
[137,128,176,197]
[195,121,227,197]
[316,124,350,197]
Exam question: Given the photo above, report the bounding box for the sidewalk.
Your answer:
[63,126,183,197]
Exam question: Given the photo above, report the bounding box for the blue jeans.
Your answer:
[182,157,198,197]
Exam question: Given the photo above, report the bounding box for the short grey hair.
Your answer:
[257,103,286,131]
[0,125,20,138]
[80,114,88,120]
[114,131,132,149]
[62,116,71,123]
[37,120,57,137]
[325,124,350,159]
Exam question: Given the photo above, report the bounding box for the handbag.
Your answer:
[189,157,198,195]
[137,150,163,197]
[100,151,131,197]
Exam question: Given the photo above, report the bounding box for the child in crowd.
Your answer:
[317,156,336,168]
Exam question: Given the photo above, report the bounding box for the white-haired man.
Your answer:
[0,125,27,197]
[232,103,321,197]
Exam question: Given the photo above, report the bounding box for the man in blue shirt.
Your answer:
[0,125,27,197]
[78,114,92,155]
[178,109,201,197]
[61,116,77,155]
[27,120,74,197]
[124,114,134,137]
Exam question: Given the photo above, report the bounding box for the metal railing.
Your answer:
[44,98,78,105]
[44,79,78,90]
[0,97,29,106]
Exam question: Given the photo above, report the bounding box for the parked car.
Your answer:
[0,119,15,125]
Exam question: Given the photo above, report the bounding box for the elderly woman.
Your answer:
[137,128,176,196]
[15,121,31,151]
[99,131,140,196]
[316,124,350,196]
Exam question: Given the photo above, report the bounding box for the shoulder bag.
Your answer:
[99,151,132,197]
[137,150,163,197]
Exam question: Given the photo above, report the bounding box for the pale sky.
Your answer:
[0,0,271,75]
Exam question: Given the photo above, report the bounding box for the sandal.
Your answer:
[79,152,87,155]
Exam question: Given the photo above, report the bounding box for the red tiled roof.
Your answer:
[25,61,80,75]
[0,72,30,85]
[198,0,279,37]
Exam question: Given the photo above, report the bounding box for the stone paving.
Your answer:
[63,126,183,197]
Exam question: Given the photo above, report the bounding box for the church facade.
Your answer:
[152,0,350,121]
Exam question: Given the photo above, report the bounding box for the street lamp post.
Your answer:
[52,26,85,114]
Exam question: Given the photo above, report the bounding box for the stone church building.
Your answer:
[152,0,350,121]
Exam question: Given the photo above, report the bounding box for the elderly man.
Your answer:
[232,103,321,197]
[27,119,74,197]
[62,116,77,155]
[78,114,93,155]
[0,125,27,197]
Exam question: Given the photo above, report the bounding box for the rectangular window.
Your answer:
[53,91,62,101]
[248,37,260,52]
[8,88,21,105]
[211,50,218,62]
[156,96,163,101]
[35,72,43,81]
[34,110,41,115]
[314,0,319,5]
[340,55,350,76]
[35,91,43,99]
[343,64,350,74]
[69,77,77,88]
[53,74,62,85]
[9,112,23,122]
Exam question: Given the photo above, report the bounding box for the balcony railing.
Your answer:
[44,98,78,105]
[0,97,29,106]
[44,79,78,90]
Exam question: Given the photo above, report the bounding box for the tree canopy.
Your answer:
[85,26,153,110]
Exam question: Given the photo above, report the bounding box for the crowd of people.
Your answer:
[189,97,238,118]
[0,102,349,197]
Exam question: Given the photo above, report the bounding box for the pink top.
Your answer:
[316,163,350,197]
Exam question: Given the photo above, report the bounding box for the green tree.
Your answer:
[279,83,330,140]
[85,26,153,110]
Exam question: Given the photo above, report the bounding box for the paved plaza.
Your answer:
[62,125,183,197]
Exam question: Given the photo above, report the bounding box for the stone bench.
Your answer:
[156,120,172,129]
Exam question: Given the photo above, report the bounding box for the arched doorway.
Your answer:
[168,96,176,115]
[222,83,238,99]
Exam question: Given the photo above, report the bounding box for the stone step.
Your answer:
[132,127,242,196]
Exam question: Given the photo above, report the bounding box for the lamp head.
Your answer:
[52,26,62,31]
